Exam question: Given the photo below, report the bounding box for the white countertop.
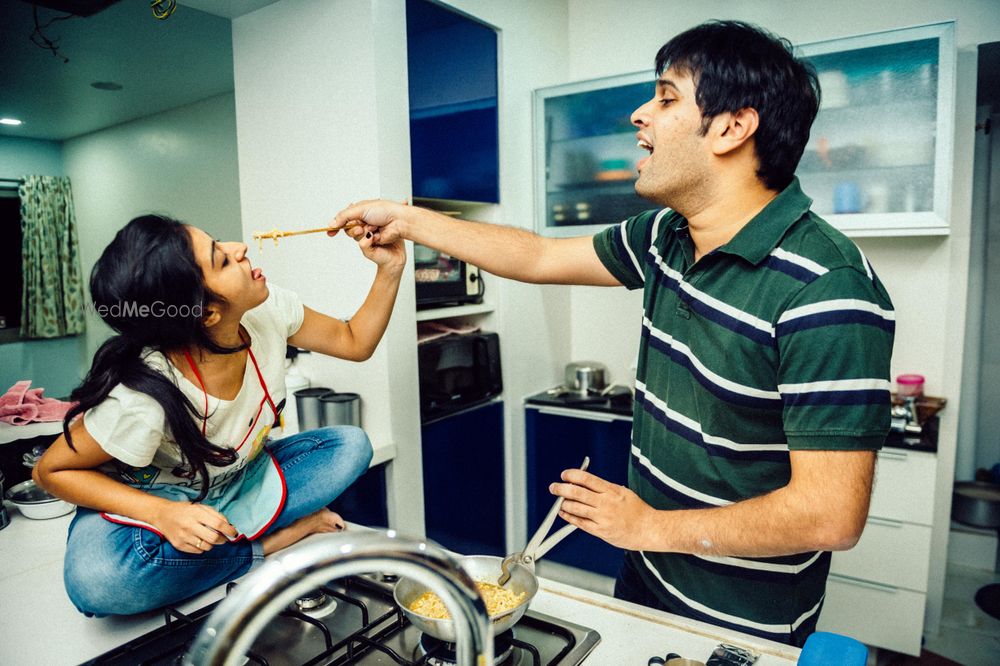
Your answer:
[0,499,799,666]
[0,421,64,445]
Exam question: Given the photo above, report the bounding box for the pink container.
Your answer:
[896,374,925,398]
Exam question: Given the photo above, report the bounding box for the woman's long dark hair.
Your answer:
[64,214,242,500]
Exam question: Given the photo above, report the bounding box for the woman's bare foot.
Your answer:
[261,508,346,555]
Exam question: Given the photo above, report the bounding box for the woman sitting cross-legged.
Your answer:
[33,213,402,616]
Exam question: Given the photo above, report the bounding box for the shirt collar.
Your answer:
[715,177,813,265]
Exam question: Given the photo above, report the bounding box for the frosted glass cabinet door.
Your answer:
[534,71,654,237]
[796,22,955,236]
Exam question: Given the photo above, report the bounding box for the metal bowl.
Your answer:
[5,480,76,520]
[952,481,1000,529]
[393,555,538,642]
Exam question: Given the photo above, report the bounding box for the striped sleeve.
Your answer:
[775,266,894,450]
[592,209,661,290]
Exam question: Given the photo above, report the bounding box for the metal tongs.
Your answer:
[498,456,590,586]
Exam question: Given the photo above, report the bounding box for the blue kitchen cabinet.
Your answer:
[421,400,505,555]
[406,0,499,203]
[525,404,631,577]
[328,462,389,529]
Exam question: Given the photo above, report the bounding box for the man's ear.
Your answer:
[203,304,222,329]
[710,107,759,156]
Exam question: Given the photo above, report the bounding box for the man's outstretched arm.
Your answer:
[332,199,620,286]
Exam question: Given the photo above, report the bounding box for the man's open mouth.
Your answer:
[637,137,653,171]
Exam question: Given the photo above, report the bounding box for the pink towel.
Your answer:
[0,380,75,426]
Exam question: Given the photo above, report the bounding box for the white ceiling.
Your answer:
[0,1,276,142]
[177,0,278,20]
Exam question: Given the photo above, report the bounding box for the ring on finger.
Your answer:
[196,538,203,549]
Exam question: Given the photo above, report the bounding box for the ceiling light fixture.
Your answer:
[0,118,23,126]
[91,81,123,91]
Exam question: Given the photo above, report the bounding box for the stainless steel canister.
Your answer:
[319,392,361,428]
[294,387,332,431]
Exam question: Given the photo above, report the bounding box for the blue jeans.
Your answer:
[63,426,373,616]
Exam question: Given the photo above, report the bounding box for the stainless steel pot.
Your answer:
[564,361,608,394]
[319,392,361,428]
[294,387,333,431]
[393,555,538,642]
[5,479,76,520]
[952,481,1000,529]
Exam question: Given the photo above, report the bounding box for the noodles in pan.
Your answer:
[409,581,526,619]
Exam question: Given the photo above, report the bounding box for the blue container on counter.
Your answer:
[798,631,868,665]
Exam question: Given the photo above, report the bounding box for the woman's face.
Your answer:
[186,226,268,320]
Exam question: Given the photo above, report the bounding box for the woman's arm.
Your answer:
[34,417,237,553]
[288,227,406,361]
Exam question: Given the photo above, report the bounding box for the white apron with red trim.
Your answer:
[101,345,287,541]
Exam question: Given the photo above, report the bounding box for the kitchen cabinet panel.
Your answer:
[525,405,631,577]
[532,22,955,238]
[407,0,499,203]
[328,463,389,529]
[533,71,653,237]
[421,400,505,556]
[830,519,932,592]
[869,449,937,526]
[818,574,926,656]
[795,22,955,236]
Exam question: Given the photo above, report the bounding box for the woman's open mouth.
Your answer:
[252,267,265,281]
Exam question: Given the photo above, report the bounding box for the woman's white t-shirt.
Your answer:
[84,283,305,538]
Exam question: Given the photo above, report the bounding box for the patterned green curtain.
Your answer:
[18,176,86,338]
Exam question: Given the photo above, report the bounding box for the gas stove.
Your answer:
[81,574,600,665]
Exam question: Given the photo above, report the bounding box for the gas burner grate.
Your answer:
[81,575,598,666]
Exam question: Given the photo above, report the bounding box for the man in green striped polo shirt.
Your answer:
[333,20,892,648]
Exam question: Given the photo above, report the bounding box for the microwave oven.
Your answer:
[414,243,483,309]
[418,331,501,422]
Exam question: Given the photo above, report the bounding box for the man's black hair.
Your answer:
[656,20,821,190]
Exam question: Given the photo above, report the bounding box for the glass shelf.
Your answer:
[795,22,954,232]
[534,71,653,236]
[532,23,954,238]
[547,180,636,194]
[416,303,494,322]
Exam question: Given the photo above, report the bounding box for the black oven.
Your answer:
[418,332,501,422]
[413,243,483,309]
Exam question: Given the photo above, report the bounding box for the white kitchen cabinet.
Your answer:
[533,71,653,237]
[820,574,927,656]
[867,448,937,525]
[795,22,956,236]
[532,22,955,238]
[830,517,932,592]
[817,449,938,656]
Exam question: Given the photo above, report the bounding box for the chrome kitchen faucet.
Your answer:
[183,530,494,666]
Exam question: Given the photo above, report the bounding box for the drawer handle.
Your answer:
[830,573,899,594]
[868,516,905,529]
[536,407,618,423]
[878,449,909,461]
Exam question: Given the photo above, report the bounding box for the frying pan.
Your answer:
[393,555,538,642]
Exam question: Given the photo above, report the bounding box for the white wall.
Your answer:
[62,93,243,362]
[564,0,1000,637]
[0,138,89,398]
[232,0,574,547]
[232,0,423,531]
[433,0,573,552]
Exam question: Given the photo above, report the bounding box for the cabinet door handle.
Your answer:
[877,449,909,461]
[829,573,899,594]
[536,406,619,422]
[868,516,905,529]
